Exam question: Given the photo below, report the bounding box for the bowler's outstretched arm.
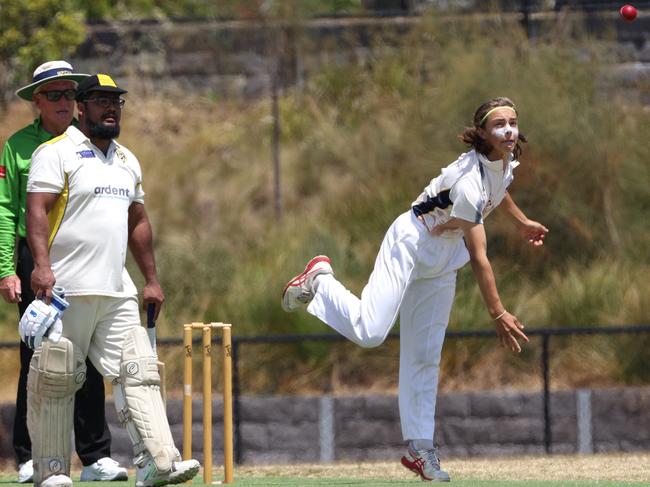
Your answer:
[458,219,529,353]
[499,191,548,246]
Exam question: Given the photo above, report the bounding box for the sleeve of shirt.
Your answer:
[131,153,145,204]
[133,182,145,204]
[27,144,65,193]
[450,177,484,224]
[0,142,20,278]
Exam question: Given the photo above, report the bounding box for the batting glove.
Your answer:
[18,287,69,350]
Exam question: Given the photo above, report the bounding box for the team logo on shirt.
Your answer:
[0,166,5,179]
[76,150,96,159]
[115,148,127,164]
[94,184,131,200]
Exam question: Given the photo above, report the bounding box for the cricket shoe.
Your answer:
[17,460,33,483]
[281,255,333,312]
[401,446,451,482]
[40,474,73,487]
[135,458,200,487]
[80,457,128,481]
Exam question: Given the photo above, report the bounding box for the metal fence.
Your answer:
[2,324,649,463]
[166,324,650,462]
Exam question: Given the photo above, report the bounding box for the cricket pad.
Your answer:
[114,326,178,472]
[27,337,86,486]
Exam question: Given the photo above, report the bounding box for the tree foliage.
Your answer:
[76,0,364,21]
[0,0,86,106]
[0,0,364,105]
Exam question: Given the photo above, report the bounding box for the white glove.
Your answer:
[19,300,58,350]
[18,287,69,350]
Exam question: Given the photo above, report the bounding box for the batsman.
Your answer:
[21,73,200,487]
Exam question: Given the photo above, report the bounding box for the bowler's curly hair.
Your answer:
[459,97,527,160]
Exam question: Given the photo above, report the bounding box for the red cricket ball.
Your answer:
[620,4,638,21]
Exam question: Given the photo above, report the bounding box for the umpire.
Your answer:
[0,61,127,482]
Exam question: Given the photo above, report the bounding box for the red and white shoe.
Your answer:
[281,255,333,312]
[401,446,451,482]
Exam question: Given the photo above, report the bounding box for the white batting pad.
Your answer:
[27,337,86,485]
[114,326,177,472]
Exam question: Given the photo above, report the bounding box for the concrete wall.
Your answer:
[67,12,650,100]
[1,387,648,467]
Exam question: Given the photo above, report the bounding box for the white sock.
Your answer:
[410,439,434,450]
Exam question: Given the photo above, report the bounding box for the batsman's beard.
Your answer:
[88,118,120,139]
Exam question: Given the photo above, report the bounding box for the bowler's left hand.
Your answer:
[494,311,529,353]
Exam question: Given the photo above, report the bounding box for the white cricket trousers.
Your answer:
[61,294,142,379]
[307,210,470,441]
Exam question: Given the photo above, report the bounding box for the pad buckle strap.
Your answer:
[133,451,150,468]
[117,406,132,425]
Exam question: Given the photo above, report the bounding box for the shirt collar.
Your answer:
[65,125,115,155]
[66,125,89,145]
[477,151,520,172]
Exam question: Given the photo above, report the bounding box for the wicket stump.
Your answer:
[183,323,234,484]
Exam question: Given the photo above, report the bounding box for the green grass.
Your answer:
[2,453,650,486]
[0,478,645,486]
[220,481,641,486]
[222,480,643,486]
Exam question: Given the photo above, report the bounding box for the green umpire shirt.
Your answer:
[0,117,58,279]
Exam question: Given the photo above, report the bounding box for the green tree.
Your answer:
[77,0,364,21]
[0,0,86,108]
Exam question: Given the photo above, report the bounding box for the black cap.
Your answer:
[76,74,127,101]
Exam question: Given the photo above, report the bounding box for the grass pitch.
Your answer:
[1,453,648,486]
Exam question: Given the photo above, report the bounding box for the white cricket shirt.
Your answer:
[28,126,145,296]
[411,149,519,237]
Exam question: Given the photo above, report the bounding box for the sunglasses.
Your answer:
[38,89,76,102]
[83,97,126,109]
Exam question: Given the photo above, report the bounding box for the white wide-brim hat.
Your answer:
[15,60,89,101]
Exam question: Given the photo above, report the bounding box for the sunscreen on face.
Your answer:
[491,123,518,140]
